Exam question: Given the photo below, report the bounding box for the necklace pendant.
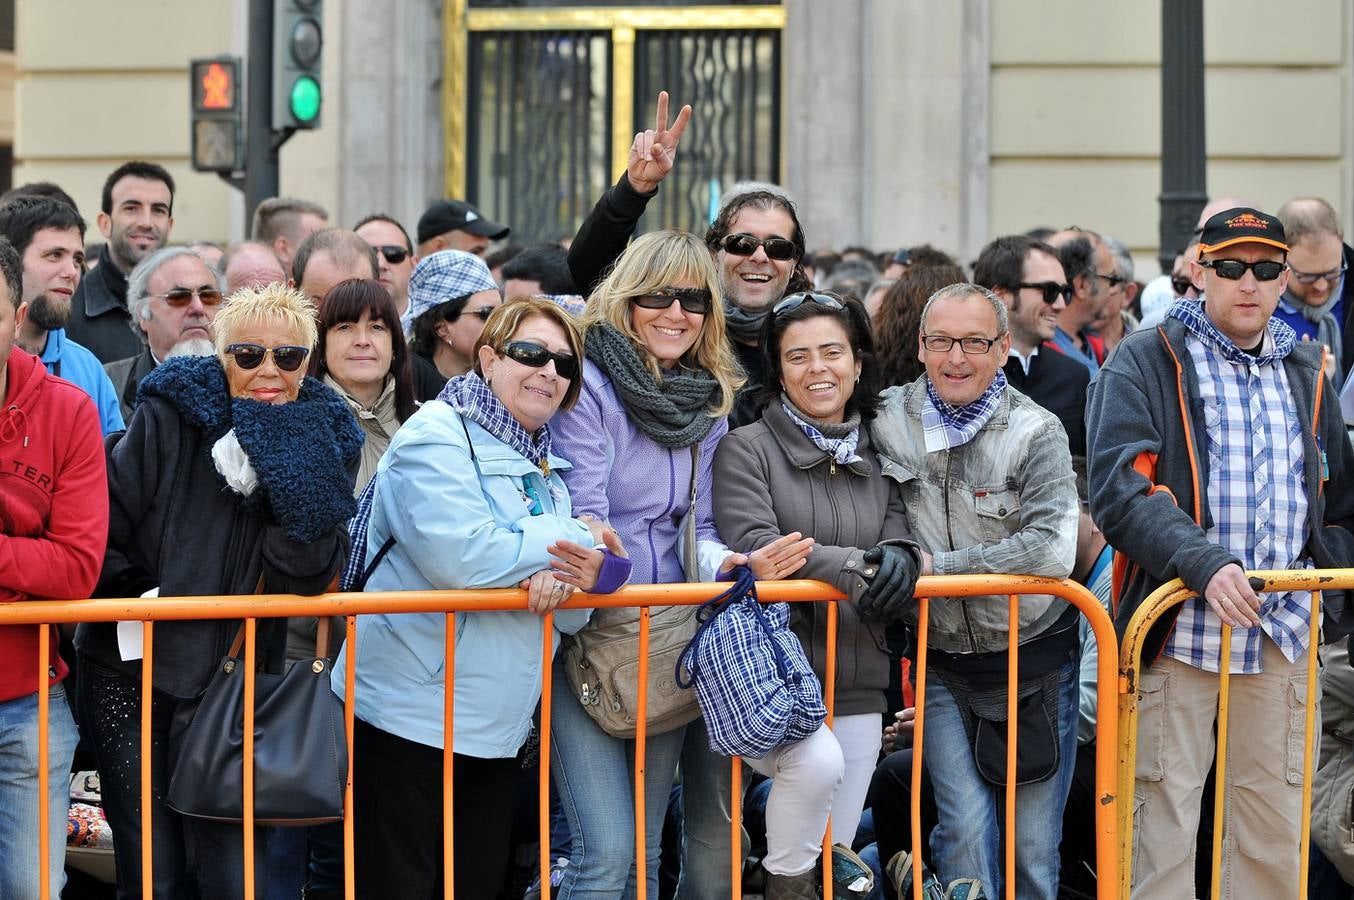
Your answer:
[538,460,551,478]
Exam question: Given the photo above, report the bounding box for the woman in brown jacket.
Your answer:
[713,292,921,898]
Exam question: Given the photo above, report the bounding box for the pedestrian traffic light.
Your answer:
[190,57,245,172]
[273,0,323,129]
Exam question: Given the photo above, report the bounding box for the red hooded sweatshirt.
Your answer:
[0,349,108,702]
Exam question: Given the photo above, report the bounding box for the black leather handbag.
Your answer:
[166,618,348,826]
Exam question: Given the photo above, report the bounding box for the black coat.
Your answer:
[67,244,145,365]
[77,360,360,699]
[103,348,157,424]
[1003,348,1090,457]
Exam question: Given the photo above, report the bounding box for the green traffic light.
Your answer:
[290,76,321,124]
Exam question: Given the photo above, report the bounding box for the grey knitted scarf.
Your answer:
[584,323,721,448]
[1285,289,1344,381]
[722,302,770,346]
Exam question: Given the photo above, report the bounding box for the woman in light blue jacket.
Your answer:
[334,298,631,899]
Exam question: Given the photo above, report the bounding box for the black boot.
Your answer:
[764,866,821,900]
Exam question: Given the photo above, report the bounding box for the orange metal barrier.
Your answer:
[5,574,1118,900]
[1116,569,1354,900]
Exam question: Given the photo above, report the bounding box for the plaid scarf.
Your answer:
[780,397,862,465]
[1166,298,1296,365]
[438,371,555,474]
[921,369,1007,452]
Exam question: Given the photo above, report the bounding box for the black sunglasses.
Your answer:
[772,291,844,316]
[501,341,578,380]
[374,245,410,265]
[1171,275,1196,296]
[462,306,496,322]
[1016,281,1074,305]
[152,287,224,307]
[719,233,798,261]
[1198,259,1287,282]
[224,343,310,372]
[629,287,712,315]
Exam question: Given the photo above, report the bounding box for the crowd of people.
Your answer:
[0,90,1352,900]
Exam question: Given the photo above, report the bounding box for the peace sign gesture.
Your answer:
[626,91,692,195]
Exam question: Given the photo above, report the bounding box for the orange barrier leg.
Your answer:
[730,759,743,900]
[141,621,155,900]
[1209,623,1231,900]
[443,613,456,899]
[636,607,651,900]
[243,618,257,900]
[540,613,554,900]
[37,626,50,900]
[344,615,357,900]
[822,600,838,899]
[1300,591,1322,899]
[911,599,929,900]
[1005,597,1018,900]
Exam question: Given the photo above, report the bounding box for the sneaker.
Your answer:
[522,857,569,899]
[827,843,875,898]
[944,878,988,900]
[885,850,944,900]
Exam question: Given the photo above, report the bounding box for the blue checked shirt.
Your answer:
[1163,302,1312,674]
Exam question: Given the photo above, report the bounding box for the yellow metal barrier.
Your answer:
[1115,569,1354,900]
[5,574,1119,900]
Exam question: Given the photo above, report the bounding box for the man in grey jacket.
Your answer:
[872,282,1079,900]
[1087,207,1354,898]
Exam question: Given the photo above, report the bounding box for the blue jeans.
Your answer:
[549,661,686,899]
[675,718,743,899]
[0,684,79,900]
[925,660,1078,900]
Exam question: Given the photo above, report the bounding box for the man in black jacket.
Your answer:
[567,92,811,429]
[67,161,175,363]
[973,234,1090,455]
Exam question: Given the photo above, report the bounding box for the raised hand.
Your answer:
[549,528,628,593]
[627,91,692,195]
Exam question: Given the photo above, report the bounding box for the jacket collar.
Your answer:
[83,244,130,317]
[762,401,873,476]
[460,415,574,476]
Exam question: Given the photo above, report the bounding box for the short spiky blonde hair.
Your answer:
[214,282,319,358]
[583,230,745,417]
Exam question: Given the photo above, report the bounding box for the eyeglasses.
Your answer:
[1095,272,1127,288]
[224,343,310,372]
[373,245,410,265]
[921,334,1003,355]
[629,287,713,315]
[463,306,496,322]
[1171,275,1196,297]
[772,291,844,315]
[500,340,578,380]
[1288,262,1347,285]
[151,287,223,307]
[1198,259,1287,281]
[1016,282,1073,305]
[719,233,799,261]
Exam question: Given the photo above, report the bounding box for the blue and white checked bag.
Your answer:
[675,568,826,759]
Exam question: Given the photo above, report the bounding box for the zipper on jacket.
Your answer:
[829,459,837,476]
[941,450,979,651]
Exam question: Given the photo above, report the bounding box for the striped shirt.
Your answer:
[1163,302,1311,674]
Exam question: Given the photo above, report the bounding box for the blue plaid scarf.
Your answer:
[921,369,1007,452]
[438,371,555,474]
[1166,298,1296,365]
[780,397,862,465]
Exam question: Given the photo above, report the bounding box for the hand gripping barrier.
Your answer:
[5,573,1119,900]
[1116,569,1354,900]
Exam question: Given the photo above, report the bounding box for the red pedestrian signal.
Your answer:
[192,59,240,114]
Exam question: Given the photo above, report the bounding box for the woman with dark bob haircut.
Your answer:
[713,292,922,897]
[307,278,417,492]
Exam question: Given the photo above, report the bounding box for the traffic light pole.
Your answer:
[245,0,280,224]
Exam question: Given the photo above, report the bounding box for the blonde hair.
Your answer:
[473,297,586,411]
[214,282,319,358]
[582,230,745,417]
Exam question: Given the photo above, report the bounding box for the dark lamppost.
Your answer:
[1159,0,1207,274]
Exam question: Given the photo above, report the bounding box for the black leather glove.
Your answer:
[857,543,922,623]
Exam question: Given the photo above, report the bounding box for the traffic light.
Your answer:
[273,0,323,129]
[190,57,244,172]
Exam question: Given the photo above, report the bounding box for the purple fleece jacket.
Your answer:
[551,359,729,588]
